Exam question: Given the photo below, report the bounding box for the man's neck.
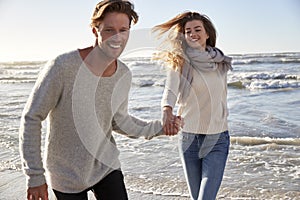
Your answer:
[79,46,117,77]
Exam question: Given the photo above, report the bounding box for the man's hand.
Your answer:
[27,183,48,200]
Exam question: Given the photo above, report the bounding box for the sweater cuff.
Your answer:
[161,92,177,109]
[145,120,164,140]
[26,174,46,188]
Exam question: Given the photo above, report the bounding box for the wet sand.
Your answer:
[0,170,189,200]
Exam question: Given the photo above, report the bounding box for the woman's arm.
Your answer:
[161,68,181,135]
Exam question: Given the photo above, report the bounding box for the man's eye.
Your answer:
[120,29,129,33]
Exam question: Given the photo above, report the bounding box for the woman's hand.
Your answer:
[162,106,182,135]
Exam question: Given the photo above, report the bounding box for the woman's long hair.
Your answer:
[152,11,217,72]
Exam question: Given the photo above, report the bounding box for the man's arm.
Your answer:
[19,58,63,190]
[112,96,164,140]
[112,66,181,139]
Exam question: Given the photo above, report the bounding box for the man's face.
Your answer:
[95,12,130,59]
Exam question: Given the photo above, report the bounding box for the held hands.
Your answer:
[162,106,183,136]
[27,183,48,200]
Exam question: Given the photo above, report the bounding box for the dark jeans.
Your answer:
[53,170,128,200]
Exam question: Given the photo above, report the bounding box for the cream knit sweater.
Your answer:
[161,67,229,135]
[19,50,163,193]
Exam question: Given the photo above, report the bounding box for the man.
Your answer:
[19,1,181,199]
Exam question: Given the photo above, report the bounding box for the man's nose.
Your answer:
[111,32,123,40]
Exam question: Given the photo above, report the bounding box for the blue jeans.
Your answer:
[179,131,230,200]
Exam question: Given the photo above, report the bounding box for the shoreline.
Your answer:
[0,170,189,200]
[2,163,300,199]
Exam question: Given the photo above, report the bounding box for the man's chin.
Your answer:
[102,49,123,60]
[111,51,123,59]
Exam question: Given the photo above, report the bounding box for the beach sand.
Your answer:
[0,170,189,200]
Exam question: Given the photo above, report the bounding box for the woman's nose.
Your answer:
[189,31,196,38]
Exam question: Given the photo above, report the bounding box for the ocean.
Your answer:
[0,52,299,199]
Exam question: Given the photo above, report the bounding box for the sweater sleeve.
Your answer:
[161,68,180,109]
[112,97,163,140]
[19,58,63,188]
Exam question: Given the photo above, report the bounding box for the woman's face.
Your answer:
[184,20,209,51]
[94,12,130,59]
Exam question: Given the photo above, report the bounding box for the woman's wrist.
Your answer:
[163,106,173,112]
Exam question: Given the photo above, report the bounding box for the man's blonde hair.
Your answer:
[90,0,138,28]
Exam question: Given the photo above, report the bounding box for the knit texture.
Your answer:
[161,48,231,134]
[19,50,163,193]
[178,46,232,103]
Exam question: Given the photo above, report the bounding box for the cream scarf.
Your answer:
[178,46,232,103]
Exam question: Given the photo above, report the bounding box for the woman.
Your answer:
[153,12,232,200]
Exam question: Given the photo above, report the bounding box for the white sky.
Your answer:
[0,0,300,61]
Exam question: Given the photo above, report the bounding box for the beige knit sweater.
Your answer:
[19,50,163,193]
[161,67,229,135]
